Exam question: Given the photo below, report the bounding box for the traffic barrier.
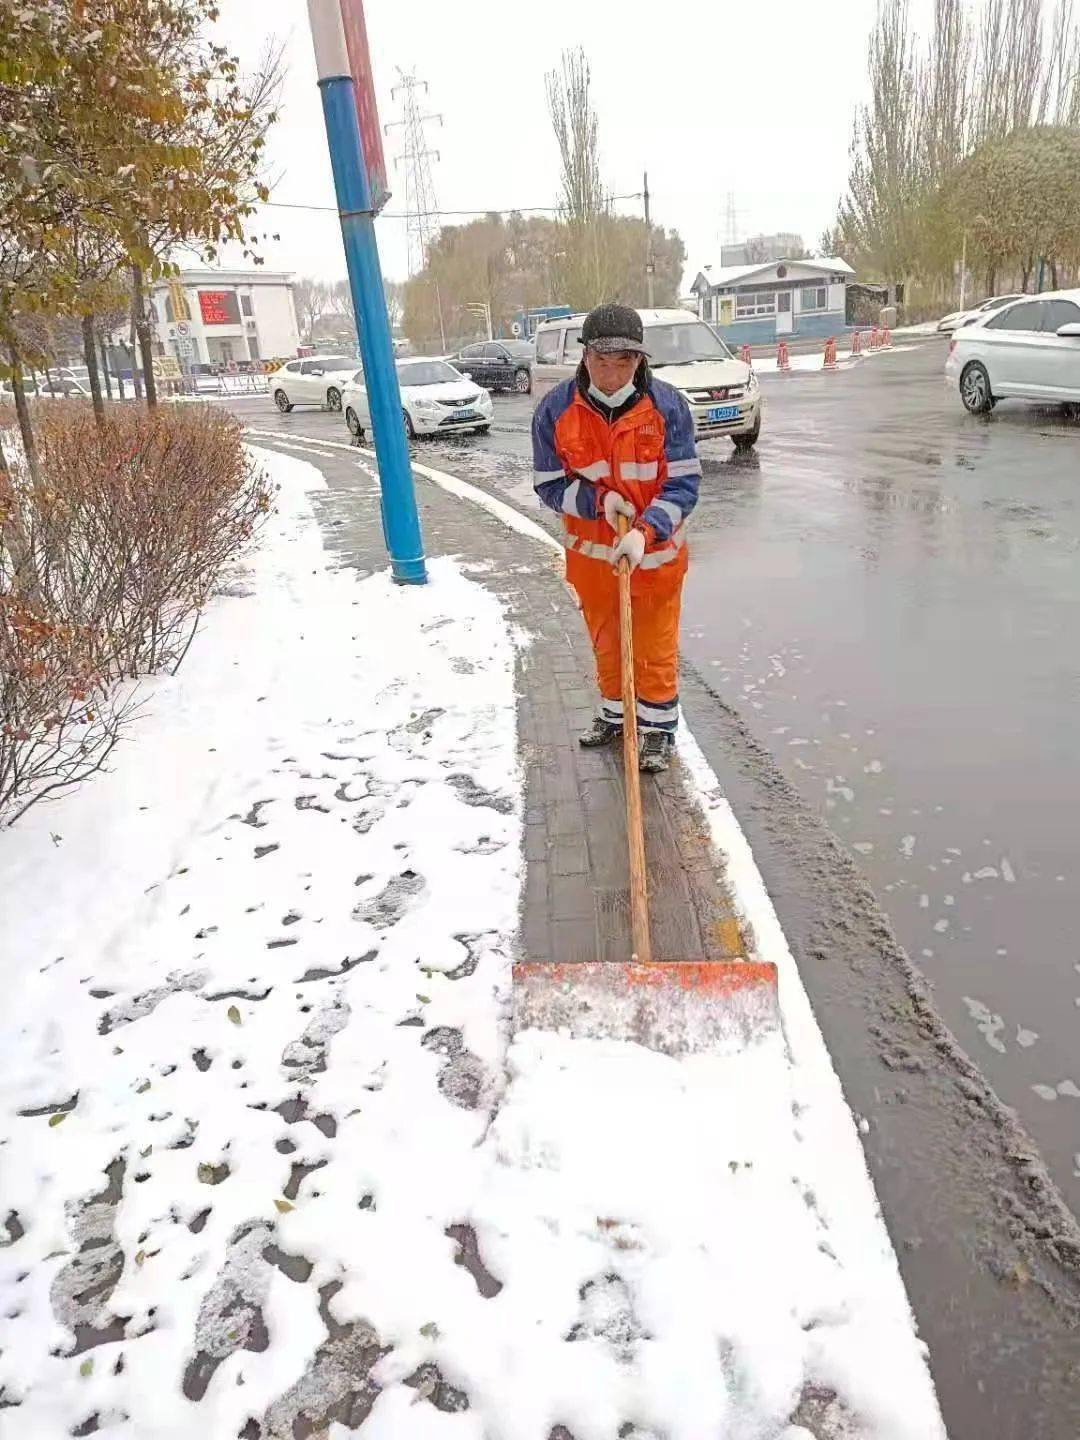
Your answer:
[851,330,862,355]
[823,337,839,371]
[870,326,881,349]
[218,373,270,396]
[739,343,752,366]
[777,339,791,372]
[882,327,892,348]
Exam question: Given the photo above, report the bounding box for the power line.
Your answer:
[257,193,645,219]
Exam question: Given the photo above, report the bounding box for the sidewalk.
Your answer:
[0,437,945,1439]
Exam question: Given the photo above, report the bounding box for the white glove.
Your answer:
[611,527,646,572]
[603,490,636,529]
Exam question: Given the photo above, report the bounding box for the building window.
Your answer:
[241,293,253,317]
[735,291,776,319]
[800,286,828,312]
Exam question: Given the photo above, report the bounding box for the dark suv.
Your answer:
[452,340,533,394]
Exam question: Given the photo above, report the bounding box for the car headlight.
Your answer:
[414,399,439,412]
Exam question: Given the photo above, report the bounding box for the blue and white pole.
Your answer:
[307,0,427,584]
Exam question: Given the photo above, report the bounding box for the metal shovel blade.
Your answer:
[512,959,780,1058]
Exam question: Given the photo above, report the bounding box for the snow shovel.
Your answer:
[513,514,779,1057]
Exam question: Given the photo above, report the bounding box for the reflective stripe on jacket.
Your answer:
[531,373,702,591]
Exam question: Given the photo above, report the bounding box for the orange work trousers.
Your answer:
[569,560,684,733]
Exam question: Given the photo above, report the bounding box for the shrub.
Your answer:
[26,402,273,677]
[0,591,126,824]
[1,402,272,823]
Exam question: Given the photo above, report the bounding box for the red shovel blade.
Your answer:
[512,959,780,1057]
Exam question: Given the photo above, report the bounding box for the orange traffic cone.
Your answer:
[739,343,752,366]
[777,339,791,372]
[870,326,881,349]
[882,327,892,348]
[851,329,862,355]
[823,337,838,371]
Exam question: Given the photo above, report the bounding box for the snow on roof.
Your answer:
[693,257,855,291]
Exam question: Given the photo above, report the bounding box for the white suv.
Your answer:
[533,308,762,449]
[945,291,1080,413]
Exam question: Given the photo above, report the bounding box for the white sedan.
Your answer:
[945,290,1080,413]
[936,294,1025,334]
[341,357,493,440]
[269,355,360,413]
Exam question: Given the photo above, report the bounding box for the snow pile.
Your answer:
[0,445,943,1439]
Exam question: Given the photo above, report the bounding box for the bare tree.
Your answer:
[837,0,923,286]
[1041,0,1080,122]
[293,277,331,343]
[977,0,1044,138]
[546,48,607,226]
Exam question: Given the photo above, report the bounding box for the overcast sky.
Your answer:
[212,0,904,291]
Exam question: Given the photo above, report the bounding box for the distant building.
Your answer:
[149,268,301,369]
[691,257,855,345]
[720,233,806,267]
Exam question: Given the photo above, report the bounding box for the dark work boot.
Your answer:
[639,731,674,773]
[579,714,623,748]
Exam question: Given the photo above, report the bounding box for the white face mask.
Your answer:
[588,377,637,409]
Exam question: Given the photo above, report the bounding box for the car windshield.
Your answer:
[646,322,733,367]
[398,361,463,386]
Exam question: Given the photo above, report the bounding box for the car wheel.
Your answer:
[514,368,532,394]
[326,387,342,411]
[403,409,416,440]
[274,389,293,413]
[960,362,995,414]
[732,418,761,452]
[345,406,364,438]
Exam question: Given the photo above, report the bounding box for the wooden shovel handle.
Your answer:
[616,512,652,963]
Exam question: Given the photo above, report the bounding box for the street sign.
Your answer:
[511,321,522,337]
[152,356,182,381]
[340,0,390,213]
[176,321,190,338]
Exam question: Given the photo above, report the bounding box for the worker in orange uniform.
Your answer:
[532,304,701,772]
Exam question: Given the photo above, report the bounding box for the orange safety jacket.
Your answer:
[531,370,702,594]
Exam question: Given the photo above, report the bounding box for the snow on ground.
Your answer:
[752,343,907,375]
[0,445,943,1439]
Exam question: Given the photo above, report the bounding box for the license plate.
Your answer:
[452,409,477,421]
[707,405,738,422]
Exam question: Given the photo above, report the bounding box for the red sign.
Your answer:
[340,0,390,213]
[198,290,240,326]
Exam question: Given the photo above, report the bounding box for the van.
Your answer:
[532,307,762,450]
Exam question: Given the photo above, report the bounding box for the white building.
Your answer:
[150,268,301,369]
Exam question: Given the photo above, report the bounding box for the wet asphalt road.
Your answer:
[236,341,1080,1217]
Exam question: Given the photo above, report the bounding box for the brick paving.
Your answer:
[249,434,748,969]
